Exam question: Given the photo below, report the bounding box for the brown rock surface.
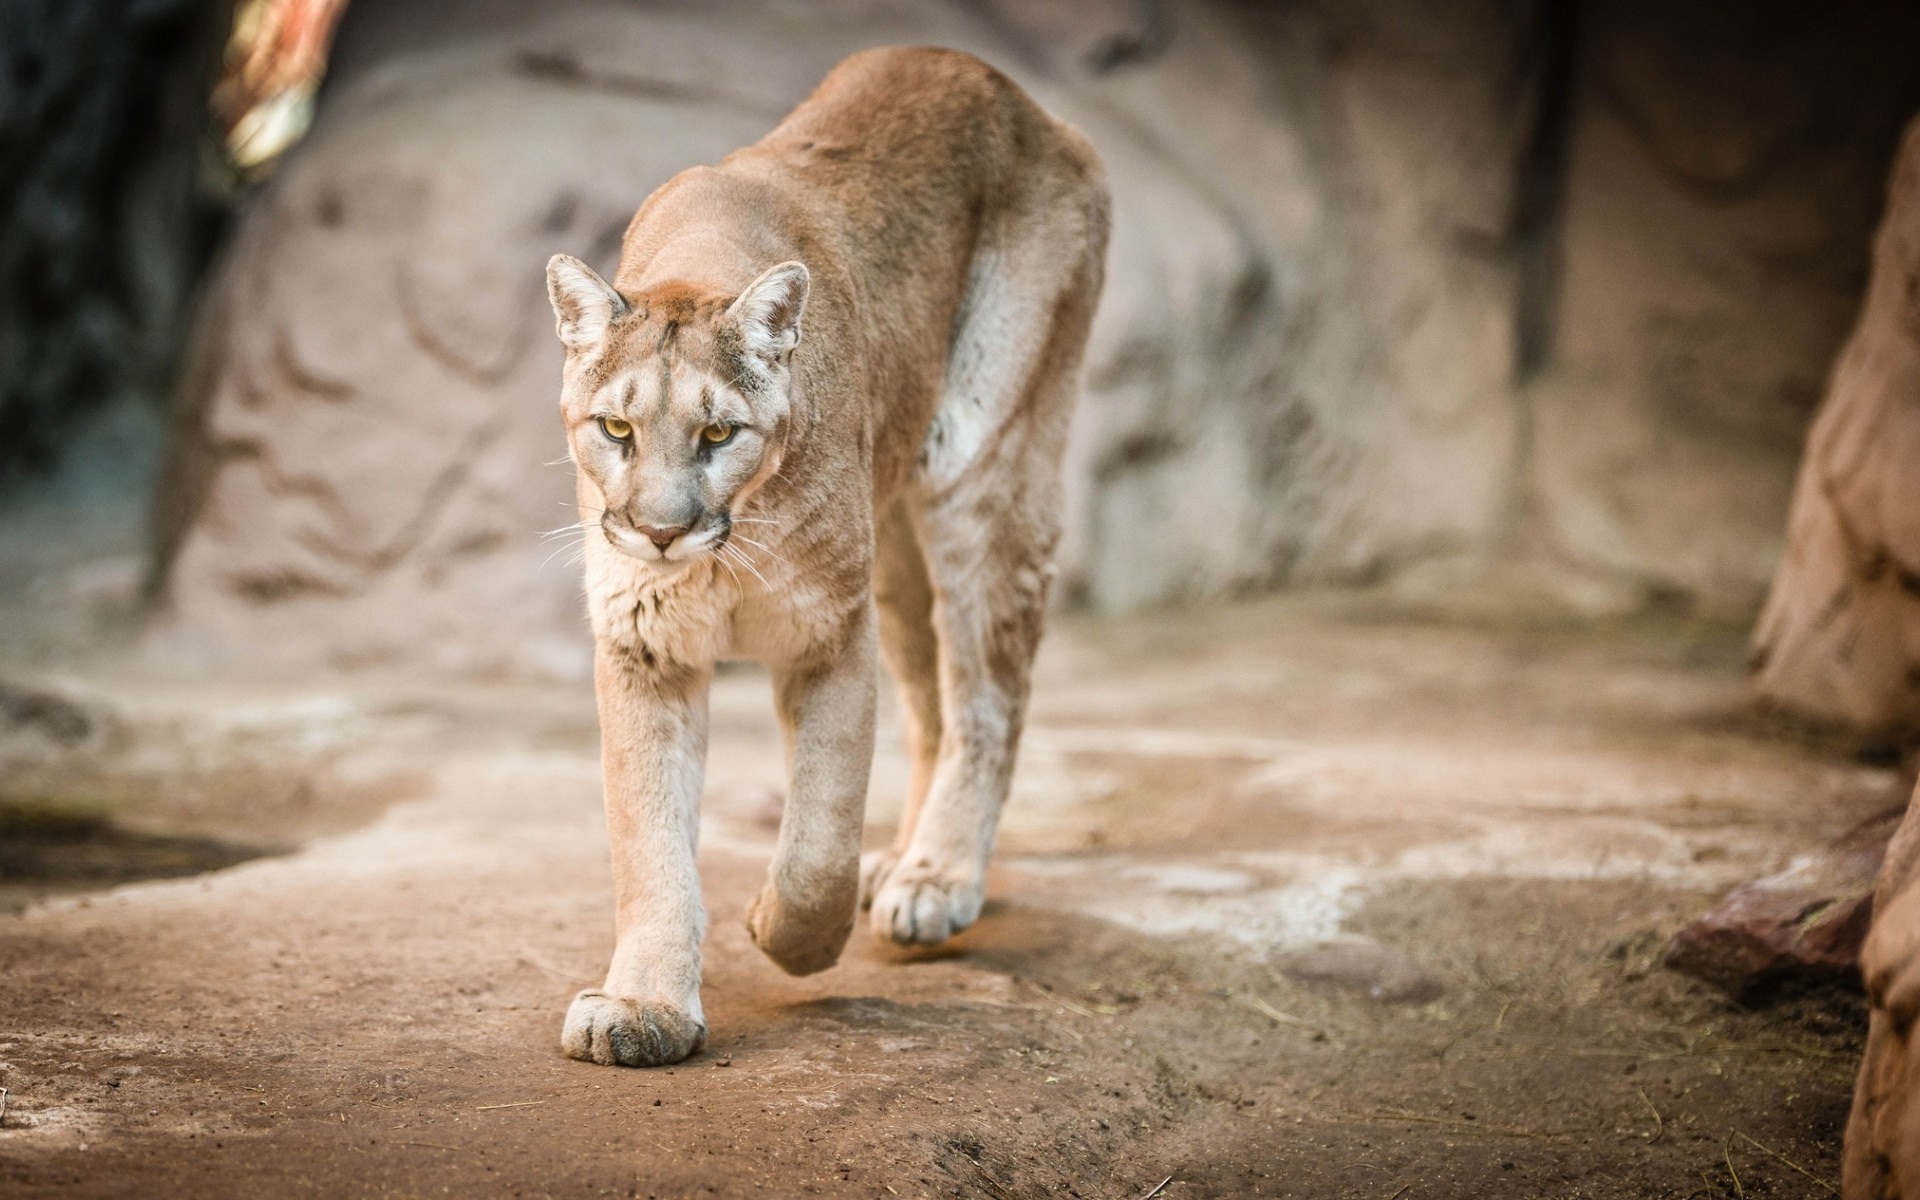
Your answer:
[1755,115,1920,737]
[1849,782,1920,1196]
[1528,2,1920,613]
[1665,806,1900,999]
[148,0,1920,672]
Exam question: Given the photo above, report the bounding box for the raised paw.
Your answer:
[561,990,706,1067]
[868,866,985,945]
[746,879,855,977]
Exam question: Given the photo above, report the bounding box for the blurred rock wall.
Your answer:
[147,0,1920,675]
[1752,116,1920,737]
[1530,0,1920,613]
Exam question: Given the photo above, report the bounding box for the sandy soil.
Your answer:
[0,596,1897,1198]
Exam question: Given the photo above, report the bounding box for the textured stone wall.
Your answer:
[146,0,1920,675]
[1753,117,1920,736]
[1528,0,1920,613]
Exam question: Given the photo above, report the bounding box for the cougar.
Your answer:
[545,45,1108,1066]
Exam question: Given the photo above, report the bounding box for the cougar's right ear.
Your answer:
[546,254,628,353]
[726,260,809,363]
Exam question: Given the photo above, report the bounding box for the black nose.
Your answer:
[637,522,691,552]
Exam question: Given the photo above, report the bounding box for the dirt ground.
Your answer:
[0,594,1900,1199]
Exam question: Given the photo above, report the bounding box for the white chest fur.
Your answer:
[581,535,850,671]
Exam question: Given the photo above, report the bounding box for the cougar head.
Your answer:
[545,254,808,570]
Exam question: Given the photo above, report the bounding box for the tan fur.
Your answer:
[545,47,1109,1067]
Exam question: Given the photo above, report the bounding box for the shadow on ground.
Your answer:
[0,799,271,916]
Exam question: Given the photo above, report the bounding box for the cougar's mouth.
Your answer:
[598,510,738,570]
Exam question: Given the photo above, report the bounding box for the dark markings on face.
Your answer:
[709,322,761,399]
[654,323,679,423]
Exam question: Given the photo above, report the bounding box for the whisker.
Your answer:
[720,542,770,588]
[730,534,792,567]
[540,530,594,570]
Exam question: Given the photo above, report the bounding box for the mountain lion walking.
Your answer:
[545,46,1108,1066]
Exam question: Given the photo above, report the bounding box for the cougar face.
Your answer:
[547,256,808,571]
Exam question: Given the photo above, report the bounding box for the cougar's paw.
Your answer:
[859,850,899,911]
[869,866,985,946]
[561,990,705,1067]
[746,883,854,977]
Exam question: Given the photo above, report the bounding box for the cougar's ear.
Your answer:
[546,254,627,353]
[726,261,809,362]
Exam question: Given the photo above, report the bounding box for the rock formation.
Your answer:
[1847,782,1920,1196]
[147,0,1920,673]
[1666,806,1899,1000]
[1754,117,1920,737]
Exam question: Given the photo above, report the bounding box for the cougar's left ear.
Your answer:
[546,254,628,353]
[726,261,809,362]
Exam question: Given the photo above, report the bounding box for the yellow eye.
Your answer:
[599,416,633,441]
[701,423,736,445]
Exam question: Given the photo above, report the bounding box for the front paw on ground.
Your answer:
[869,869,984,945]
[561,990,705,1067]
[746,884,853,977]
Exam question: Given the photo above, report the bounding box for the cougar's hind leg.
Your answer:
[863,499,944,908]
[865,488,1057,946]
[868,219,1102,946]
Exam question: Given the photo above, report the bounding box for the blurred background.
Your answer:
[9,1,1920,1195]
[4,0,1916,718]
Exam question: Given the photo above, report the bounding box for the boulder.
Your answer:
[1754,115,1920,737]
[1665,806,1901,1000]
[1848,783,1920,1196]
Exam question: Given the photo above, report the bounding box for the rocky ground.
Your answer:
[0,589,1898,1198]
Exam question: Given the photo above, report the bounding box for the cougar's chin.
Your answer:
[632,552,696,576]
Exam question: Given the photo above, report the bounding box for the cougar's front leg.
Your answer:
[746,605,876,975]
[563,644,712,1067]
